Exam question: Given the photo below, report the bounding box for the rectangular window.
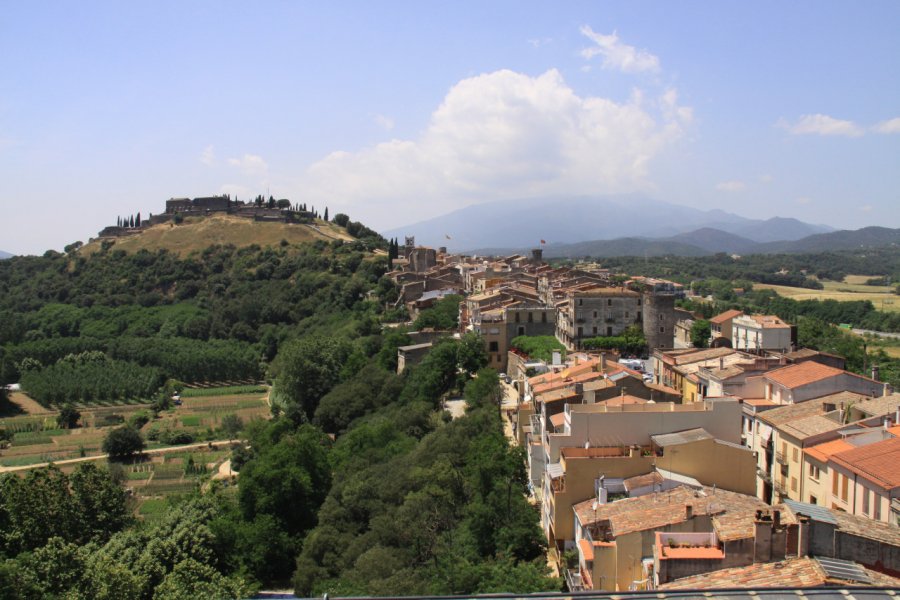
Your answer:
[637,311,642,320]
[625,312,629,318]
[528,312,533,323]
[791,477,798,492]
[659,326,665,333]
[607,299,612,306]
[863,488,870,515]
[841,474,849,502]
[792,448,799,462]
[607,326,613,336]
[809,495,817,505]
[489,341,499,352]
[809,464,820,481]
[592,327,597,335]
[593,311,598,318]
[542,312,547,323]
[832,471,839,496]
[515,312,520,323]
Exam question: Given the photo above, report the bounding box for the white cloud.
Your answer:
[716,180,746,192]
[873,117,900,134]
[227,154,268,176]
[759,174,774,184]
[782,114,864,137]
[200,145,215,166]
[528,37,552,48]
[297,69,691,228]
[374,114,395,131]
[579,26,660,73]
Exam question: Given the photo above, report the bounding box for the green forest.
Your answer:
[0,233,553,598]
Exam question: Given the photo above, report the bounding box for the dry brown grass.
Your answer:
[755,283,899,312]
[81,214,354,257]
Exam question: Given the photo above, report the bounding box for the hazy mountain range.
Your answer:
[383,195,898,257]
[0,250,12,260]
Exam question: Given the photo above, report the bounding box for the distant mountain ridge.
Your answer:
[0,250,12,260]
[383,195,833,251]
[473,226,900,258]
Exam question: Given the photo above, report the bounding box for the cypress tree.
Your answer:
[324,207,329,222]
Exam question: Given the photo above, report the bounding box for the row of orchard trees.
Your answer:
[18,351,165,406]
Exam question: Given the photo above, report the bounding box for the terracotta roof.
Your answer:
[670,347,737,365]
[831,436,900,491]
[623,472,663,492]
[764,361,846,389]
[659,556,900,589]
[743,398,777,407]
[577,537,594,561]
[758,395,837,427]
[742,314,791,329]
[709,309,743,325]
[805,438,855,463]
[600,394,647,407]
[779,414,844,441]
[573,486,766,539]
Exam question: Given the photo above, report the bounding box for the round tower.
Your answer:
[642,290,676,351]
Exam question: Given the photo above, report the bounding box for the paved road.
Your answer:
[853,328,900,340]
[0,439,238,474]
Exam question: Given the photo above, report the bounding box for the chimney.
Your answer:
[797,516,811,557]
[754,512,773,563]
[719,357,724,370]
[872,365,880,381]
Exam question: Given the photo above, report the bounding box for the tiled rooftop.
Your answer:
[658,556,900,589]
[764,361,847,389]
[709,309,743,324]
[759,391,867,427]
[805,438,855,463]
[831,436,900,490]
[573,486,767,540]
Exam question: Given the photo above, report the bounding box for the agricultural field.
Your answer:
[126,447,233,519]
[756,276,898,313]
[0,387,268,468]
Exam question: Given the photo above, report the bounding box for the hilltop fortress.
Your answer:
[98,195,319,238]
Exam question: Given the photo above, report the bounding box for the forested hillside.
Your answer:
[0,230,554,597]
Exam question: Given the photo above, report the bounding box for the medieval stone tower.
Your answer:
[641,288,677,350]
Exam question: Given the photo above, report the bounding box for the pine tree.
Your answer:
[324,207,329,222]
[136,212,141,227]
[129,215,135,228]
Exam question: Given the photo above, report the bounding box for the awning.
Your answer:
[547,463,564,480]
[578,537,594,561]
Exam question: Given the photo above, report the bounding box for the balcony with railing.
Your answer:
[773,478,787,496]
[565,568,587,592]
[530,413,543,438]
[775,451,787,465]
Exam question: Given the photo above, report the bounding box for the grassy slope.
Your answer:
[82,214,354,256]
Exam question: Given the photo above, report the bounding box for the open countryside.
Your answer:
[756,277,899,313]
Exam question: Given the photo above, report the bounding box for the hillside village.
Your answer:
[387,237,900,591]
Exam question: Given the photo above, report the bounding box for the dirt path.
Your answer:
[7,392,53,415]
[0,439,237,474]
[212,459,234,480]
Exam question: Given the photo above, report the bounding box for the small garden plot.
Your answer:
[180,385,267,397]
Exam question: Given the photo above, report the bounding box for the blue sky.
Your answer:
[1,1,899,254]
